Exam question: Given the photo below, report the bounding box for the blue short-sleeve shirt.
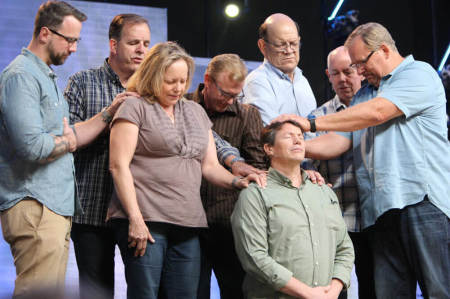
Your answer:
[338,55,450,228]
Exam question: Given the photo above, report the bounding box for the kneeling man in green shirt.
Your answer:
[231,120,354,299]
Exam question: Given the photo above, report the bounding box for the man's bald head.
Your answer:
[327,46,349,68]
[257,13,301,79]
[326,46,363,105]
[258,13,299,41]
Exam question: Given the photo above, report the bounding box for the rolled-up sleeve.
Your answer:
[1,73,54,161]
[231,186,293,290]
[65,74,86,124]
[213,130,244,165]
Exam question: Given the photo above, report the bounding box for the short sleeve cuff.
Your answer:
[377,94,410,118]
[336,131,351,140]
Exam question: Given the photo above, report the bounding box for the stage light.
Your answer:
[438,43,450,73]
[224,3,240,19]
[328,0,345,21]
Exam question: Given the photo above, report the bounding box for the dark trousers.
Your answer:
[348,230,376,299]
[197,225,245,299]
[113,220,201,299]
[71,223,116,299]
[368,198,449,299]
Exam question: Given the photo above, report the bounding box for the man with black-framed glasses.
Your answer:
[0,1,125,297]
[242,13,317,125]
[185,53,266,299]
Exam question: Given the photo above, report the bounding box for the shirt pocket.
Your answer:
[323,196,341,231]
[40,93,63,132]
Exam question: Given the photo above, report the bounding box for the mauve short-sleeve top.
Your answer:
[107,96,212,228]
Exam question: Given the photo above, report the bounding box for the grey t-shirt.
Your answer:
[107,96,212,228]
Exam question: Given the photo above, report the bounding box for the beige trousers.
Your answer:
[1,198,72,298]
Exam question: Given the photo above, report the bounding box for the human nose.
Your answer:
[136,42,145,53]
[174,82,183,92]
[69,42,77,53]
[283,45,295,54]
[292,135,302,144]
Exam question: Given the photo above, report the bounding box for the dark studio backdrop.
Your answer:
[80,0,450,106]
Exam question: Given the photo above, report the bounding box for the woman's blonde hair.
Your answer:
[127,41,195,103]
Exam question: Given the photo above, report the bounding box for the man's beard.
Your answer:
[48,43,69,66]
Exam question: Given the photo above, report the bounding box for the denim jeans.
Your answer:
[71,223,116,299]
[112,220,201,299]
[368,197,449,299]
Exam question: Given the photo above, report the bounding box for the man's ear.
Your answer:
[325,69,331,82]
[38,27,51,44]
[257,39,266,57]
[379,43,390,59]
[263,143,273,157]
[204,73,211,85]
[109,39,117,55]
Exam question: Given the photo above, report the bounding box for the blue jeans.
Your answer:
[71,223,116,299]
[112,220,201,299]
[368,198,449,299]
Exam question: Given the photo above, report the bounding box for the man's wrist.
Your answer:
[231,176,244,190]
[308,117,316,133]
[101,107,113,124]
[230,156,241,166]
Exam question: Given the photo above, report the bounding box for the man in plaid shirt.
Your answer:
[64,14,150,299]
[304,46,375,299]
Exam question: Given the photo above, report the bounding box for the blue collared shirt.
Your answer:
[339,55,450,229]
[0,48,77,216]
[243,59,317,125]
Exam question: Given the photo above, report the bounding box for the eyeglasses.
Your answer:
[350,50,376,69]
[211,78,244,101]
[263,38,301,53]
[48,28,81,45]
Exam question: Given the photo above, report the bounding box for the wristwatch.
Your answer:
[308,115,316,133]
[101,107,113,124]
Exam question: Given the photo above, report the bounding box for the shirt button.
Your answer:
[311,222,314,226]
[315,261,319,265]
[314,282,318,286]
[305,204,309,208]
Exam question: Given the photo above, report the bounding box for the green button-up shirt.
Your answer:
[231,168,354,299]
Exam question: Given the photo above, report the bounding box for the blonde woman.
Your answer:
[107,42,262,298]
